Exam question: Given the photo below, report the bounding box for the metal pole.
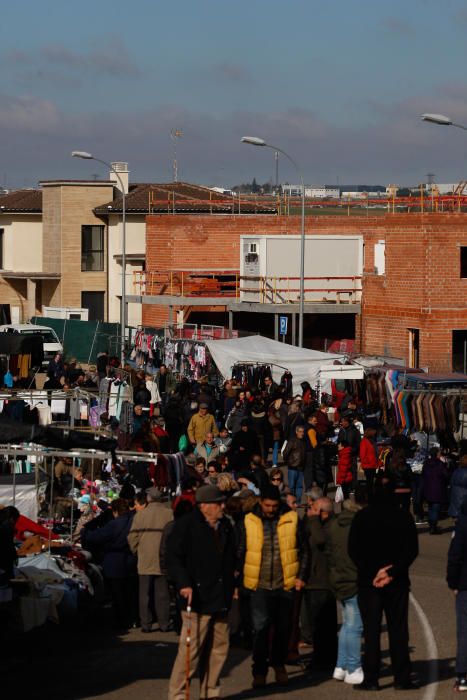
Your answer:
[299,177,305,347]
[89,158,126,365]
[248,144,306,346]
[464,340,467,375]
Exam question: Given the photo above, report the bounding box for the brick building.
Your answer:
[141,212,467,372]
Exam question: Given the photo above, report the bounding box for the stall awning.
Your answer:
[319,365,364,380]
[205,335,345,388]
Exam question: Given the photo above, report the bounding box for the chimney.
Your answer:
[110,162,129,194]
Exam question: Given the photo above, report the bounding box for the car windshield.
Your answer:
[21,329,59,344]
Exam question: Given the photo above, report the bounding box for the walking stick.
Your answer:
[185,604,192,700]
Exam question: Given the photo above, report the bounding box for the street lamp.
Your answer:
[72,151,127,364]
[421,113,467,131]
[241,136,306,347]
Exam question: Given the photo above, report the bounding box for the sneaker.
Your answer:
[333,667,347,681]
[415,519,425,525]
[454,676,467,692]
[252,674,267,688]
[345,668,364,685]
[273,666,289,685]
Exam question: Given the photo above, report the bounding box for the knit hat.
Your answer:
[199,402,209,409]
[195,485,226,504]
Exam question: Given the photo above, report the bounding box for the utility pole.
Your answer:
[170,128,183,182]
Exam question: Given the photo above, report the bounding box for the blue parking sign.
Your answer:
[279,316,288,336]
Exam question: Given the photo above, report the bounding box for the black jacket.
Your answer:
[348,500,418,588]
[337,424,361,455]
[447,514,467,590]
[166,507,237,614]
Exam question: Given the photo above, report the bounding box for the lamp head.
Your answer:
[421,113,453,126]
[241,136,266,147]
[71,150,94,159]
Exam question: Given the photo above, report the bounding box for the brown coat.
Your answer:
[187,411,218,444]
[128,502,173,575]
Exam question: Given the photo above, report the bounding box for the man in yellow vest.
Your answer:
[238,483,309,689]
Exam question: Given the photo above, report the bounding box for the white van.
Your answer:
[0,324,64,367]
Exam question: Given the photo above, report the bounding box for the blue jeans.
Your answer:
[336,595,363,673]
[272,440,280,466]
[288,469,304,502]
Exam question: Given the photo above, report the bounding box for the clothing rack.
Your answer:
[231,361,289,372]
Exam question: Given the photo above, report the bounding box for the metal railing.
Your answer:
[133,270,240,298]
[133,271,362,304]
[239,275,362,304]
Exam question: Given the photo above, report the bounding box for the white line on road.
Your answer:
[409,593,439,700]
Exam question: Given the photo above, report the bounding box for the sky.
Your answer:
[2,0,467,189]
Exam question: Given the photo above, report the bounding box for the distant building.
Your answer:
[282,184,340,198]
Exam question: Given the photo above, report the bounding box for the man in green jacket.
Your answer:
[301,497,337,673]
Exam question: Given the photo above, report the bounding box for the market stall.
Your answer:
[205,335,346,391]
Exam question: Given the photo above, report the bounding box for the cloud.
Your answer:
[0,94,60,132]
[3,36,142,85]
[2,83,467,189]
[380,17,415,35]
[215,62,253,83]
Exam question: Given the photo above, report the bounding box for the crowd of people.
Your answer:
[4,358,467,695]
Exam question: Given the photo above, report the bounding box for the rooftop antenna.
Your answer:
[170,128,183,182]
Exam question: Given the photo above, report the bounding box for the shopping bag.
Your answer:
[335,485,344,503]
[178,434,189,453]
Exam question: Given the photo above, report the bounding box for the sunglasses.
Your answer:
[271,477,282,482]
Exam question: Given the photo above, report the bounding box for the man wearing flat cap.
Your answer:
[167,485,237,700]
[187,403,218,446]
[128,487,173,632]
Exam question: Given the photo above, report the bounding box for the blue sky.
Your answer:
[2,0,467,187]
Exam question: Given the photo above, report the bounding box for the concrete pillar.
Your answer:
[168,305,173,324]
[274,314,279,341]
[26,278,36,321]
[292,313,296,346]
[228,311,233,332]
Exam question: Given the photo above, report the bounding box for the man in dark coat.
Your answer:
[348,481,419,691]
[231,419,260,471]
[167,485,237,700]
[447,502,467,692]
[82,498,136,631]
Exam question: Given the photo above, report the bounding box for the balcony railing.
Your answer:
[133,270,239,298]
[239,276,362,304]
[133,271,362,304]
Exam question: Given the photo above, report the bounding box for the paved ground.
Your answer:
[3,517,459,700]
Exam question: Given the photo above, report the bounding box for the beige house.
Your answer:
[0,171,245,326]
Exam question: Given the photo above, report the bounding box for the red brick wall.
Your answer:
[143,212,467,371]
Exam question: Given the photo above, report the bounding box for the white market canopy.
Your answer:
[205,335,346,390]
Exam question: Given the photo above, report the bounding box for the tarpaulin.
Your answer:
[205,335,345,391]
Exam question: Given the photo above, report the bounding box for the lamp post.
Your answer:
[241,137,306,347]
[72,150,127,364]
[421,113,467,131]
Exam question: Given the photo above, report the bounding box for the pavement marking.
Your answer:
[409,593,439,700]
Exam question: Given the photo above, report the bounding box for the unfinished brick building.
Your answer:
[138,211,467,373]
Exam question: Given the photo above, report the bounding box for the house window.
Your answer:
[374,240,385,275]
[82,291,105,321]
[81,225,104,271]
[461,248,467,278]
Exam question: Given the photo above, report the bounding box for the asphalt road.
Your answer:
[3,520,458,700]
